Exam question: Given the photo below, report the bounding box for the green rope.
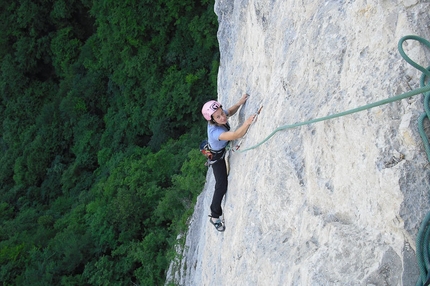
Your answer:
[238,85,430,153]
[398,35,430,286]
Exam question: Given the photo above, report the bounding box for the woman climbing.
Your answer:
[201,94,256,232]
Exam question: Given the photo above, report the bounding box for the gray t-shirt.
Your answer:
[207,109,230,151]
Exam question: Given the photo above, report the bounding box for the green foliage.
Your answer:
[51,27,82,77]
[1,0,217,285]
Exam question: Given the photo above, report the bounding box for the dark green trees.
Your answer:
[0,0,217,284]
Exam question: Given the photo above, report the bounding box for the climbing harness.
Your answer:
[232,105,263,152]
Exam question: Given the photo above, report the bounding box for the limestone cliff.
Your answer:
[168,0,430,285]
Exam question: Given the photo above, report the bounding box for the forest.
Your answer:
[0,0,218,285]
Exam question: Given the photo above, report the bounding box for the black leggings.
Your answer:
[210,157,228,218]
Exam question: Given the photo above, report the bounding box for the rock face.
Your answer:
[167,0,430,285]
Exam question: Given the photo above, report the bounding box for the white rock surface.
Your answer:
[167,0,430,285]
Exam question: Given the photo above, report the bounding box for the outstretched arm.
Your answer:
[218,114,256,141]
[228,94,249,116]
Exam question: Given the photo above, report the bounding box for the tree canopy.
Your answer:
[0,0,218,284]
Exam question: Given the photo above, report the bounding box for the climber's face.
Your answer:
[212,108,228,125]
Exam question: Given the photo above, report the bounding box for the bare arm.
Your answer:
[228,94,249,116]
[218,114,256,141]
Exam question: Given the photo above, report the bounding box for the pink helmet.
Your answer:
[201,100,221,120]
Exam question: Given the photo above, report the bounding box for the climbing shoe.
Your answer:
[209,217,225,232]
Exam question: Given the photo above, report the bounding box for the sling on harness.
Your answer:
[199,140,228,165]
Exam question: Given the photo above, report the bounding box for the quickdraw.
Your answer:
[232,105,263,152]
